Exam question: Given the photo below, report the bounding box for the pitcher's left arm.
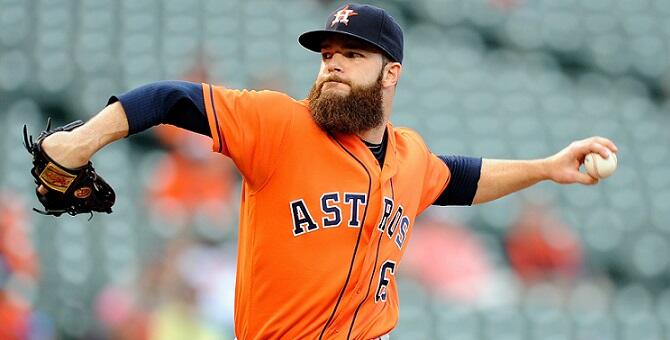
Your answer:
[472,136,618,204]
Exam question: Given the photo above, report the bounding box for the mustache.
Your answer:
[318,75,352,89]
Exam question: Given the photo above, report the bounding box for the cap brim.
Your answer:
[298,30,398,62]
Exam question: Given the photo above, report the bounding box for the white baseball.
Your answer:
[584,152,617,179]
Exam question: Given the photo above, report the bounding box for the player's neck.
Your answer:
[357,122,387,144]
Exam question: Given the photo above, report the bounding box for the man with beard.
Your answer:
[33,3,617,339]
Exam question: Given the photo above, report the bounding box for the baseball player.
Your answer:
[29,3,618,339]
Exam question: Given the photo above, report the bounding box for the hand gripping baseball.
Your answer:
[23,118,115,217]
[546,136,618,185]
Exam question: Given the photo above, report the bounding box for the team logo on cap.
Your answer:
[331,4,358,27]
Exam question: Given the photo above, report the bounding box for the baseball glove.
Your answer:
[23,118,115,217]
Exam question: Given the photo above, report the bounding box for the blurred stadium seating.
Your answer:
[1,0,669,338]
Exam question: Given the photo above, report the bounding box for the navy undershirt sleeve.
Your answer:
[433,156,482,206]
[107,80,211,137]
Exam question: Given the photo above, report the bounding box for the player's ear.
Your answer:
[382,62,402,88]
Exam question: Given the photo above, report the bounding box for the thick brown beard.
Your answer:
[307,73,384,135]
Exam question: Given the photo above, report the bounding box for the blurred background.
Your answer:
[1,0,669,339]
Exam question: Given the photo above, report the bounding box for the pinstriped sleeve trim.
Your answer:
[202,83,224,153]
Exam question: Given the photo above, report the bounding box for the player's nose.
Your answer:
[326,53,344,73]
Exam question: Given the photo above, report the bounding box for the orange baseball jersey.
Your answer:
[202,83,451,339]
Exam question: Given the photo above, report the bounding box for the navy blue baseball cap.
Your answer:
[299,3,404,63]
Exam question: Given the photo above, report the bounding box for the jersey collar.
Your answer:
[331,122,398,179]
[379,122,398,181]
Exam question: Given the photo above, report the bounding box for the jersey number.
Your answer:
[375,260,396,303]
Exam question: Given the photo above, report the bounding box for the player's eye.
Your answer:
[321,52,333,60]
[345,51,363,58]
